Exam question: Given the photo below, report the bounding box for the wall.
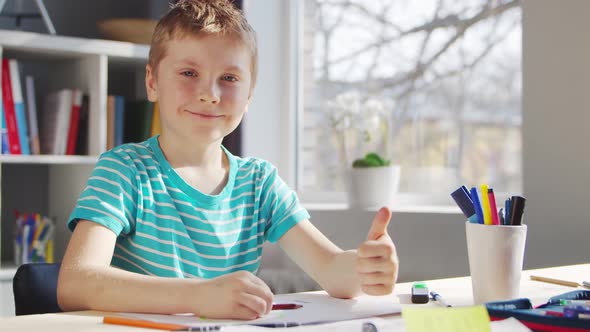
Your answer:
[521,0,590,267]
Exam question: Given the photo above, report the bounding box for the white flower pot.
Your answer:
[347,165,401,209]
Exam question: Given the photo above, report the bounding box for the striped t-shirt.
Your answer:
[68,135,310,279]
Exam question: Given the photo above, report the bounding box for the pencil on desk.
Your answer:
[530,275,584,288]
[103,316,190,331]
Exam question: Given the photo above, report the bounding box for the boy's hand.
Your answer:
[356,207,399,295]
[195,270,273,320]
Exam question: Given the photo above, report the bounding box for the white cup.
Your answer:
[465,221,527,304]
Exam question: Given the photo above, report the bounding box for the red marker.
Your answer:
[539,310,564,317]
[488,189,500,225]
[272,303,302,310]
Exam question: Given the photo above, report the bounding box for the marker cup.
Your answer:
[465,221,527,304]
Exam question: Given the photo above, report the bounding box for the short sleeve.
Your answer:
[260,163,310,243]
[68,152,138,236]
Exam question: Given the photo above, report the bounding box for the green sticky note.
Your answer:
[403,305,491,332]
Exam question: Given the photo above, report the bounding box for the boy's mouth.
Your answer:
[185,110,224,119]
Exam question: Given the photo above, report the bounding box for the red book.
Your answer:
[65,89,83,155]
[1,59,21,154]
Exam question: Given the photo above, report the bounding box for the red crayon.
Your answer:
[272,303,303,310]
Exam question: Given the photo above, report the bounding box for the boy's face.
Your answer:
[146,34,252,146]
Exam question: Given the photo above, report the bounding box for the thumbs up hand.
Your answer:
[356,207,399,295]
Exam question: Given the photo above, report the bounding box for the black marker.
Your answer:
[509,196,526,226]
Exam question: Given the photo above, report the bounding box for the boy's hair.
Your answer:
[148,0,258,87]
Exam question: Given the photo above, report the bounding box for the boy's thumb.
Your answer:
[367,207,392,241]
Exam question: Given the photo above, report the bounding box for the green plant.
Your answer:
[352,152,391,168]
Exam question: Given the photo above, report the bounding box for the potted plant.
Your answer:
[325,91,401,209]
[348,152,401,209]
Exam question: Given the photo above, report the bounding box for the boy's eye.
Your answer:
[181,71,196,77]
[222,75,238,82]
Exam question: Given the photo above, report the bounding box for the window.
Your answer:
[299,0,522,203]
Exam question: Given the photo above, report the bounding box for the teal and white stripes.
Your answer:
[68,135,309,279]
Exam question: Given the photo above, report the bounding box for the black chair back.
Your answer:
[13,263,62,315]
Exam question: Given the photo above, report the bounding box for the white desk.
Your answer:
[2,264,588,331]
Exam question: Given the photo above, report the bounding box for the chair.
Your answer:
[12,263,62,315]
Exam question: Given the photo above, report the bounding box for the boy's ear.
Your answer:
[145,64,158,102]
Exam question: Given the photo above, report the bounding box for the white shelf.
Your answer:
[0,155,98,165]
[0,265,17,281]
[0,29,149,61]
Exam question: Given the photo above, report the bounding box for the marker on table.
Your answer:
[498,207,505,225]
[470,187,484,224]
[272,303,303,310]
[487,188,500,225]
[451,186,478,223]
[480,184,492,225]
[505,198,511,226]
[538,310,564,317]
[559,299,590,306]
[430,291,452,307]
[509,196,526,226]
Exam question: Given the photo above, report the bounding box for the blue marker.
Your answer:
[470,187,484,224]
[504,198,511,225]
[451,186,478,223]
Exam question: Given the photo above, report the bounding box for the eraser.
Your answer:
[411,282,429,304]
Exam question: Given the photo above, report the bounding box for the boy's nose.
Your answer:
[198,84,220,104]
[199,94,220,104]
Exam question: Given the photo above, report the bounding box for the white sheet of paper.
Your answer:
[221,318,400,332]
[119,292,401,329]
[216,316,530,332]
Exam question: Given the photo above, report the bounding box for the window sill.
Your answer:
[300,192,463,214]
[302,202,461,214]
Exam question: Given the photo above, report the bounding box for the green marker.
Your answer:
[411,282,429,304]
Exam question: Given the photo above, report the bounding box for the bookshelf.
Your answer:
[0,29,150,270]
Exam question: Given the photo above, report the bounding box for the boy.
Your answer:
[57,0,398,320]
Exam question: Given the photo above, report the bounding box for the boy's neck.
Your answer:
[157,134,226,170]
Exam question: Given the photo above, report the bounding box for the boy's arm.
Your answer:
[277,208,398,298]
[57,220,273,319]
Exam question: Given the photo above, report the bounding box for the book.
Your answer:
[25,75,41,155]
[106,95,116,150]
[65,89,83,155]
[124,100,153,143]
[40,89,72,155]
[1,58,21,154]
[75,95,89,155]
[0,50,8,154]
[114,95,125,147]
[0,96,7,154]
[9,59,30,155]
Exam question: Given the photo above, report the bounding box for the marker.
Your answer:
[451,186,477,223]
[563,305,590,319]
[488,188,499,225]
[470,187,484,224]
[509,196,526,226]
[480,185,492,225]
[272,303,302,310]
[505,198,511,225]
[583,281,590,289]
[559,299,590,306]
[538,310,564,317]
[412,282,429,304]
[430,291,451,307]
[498,207,505,225]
